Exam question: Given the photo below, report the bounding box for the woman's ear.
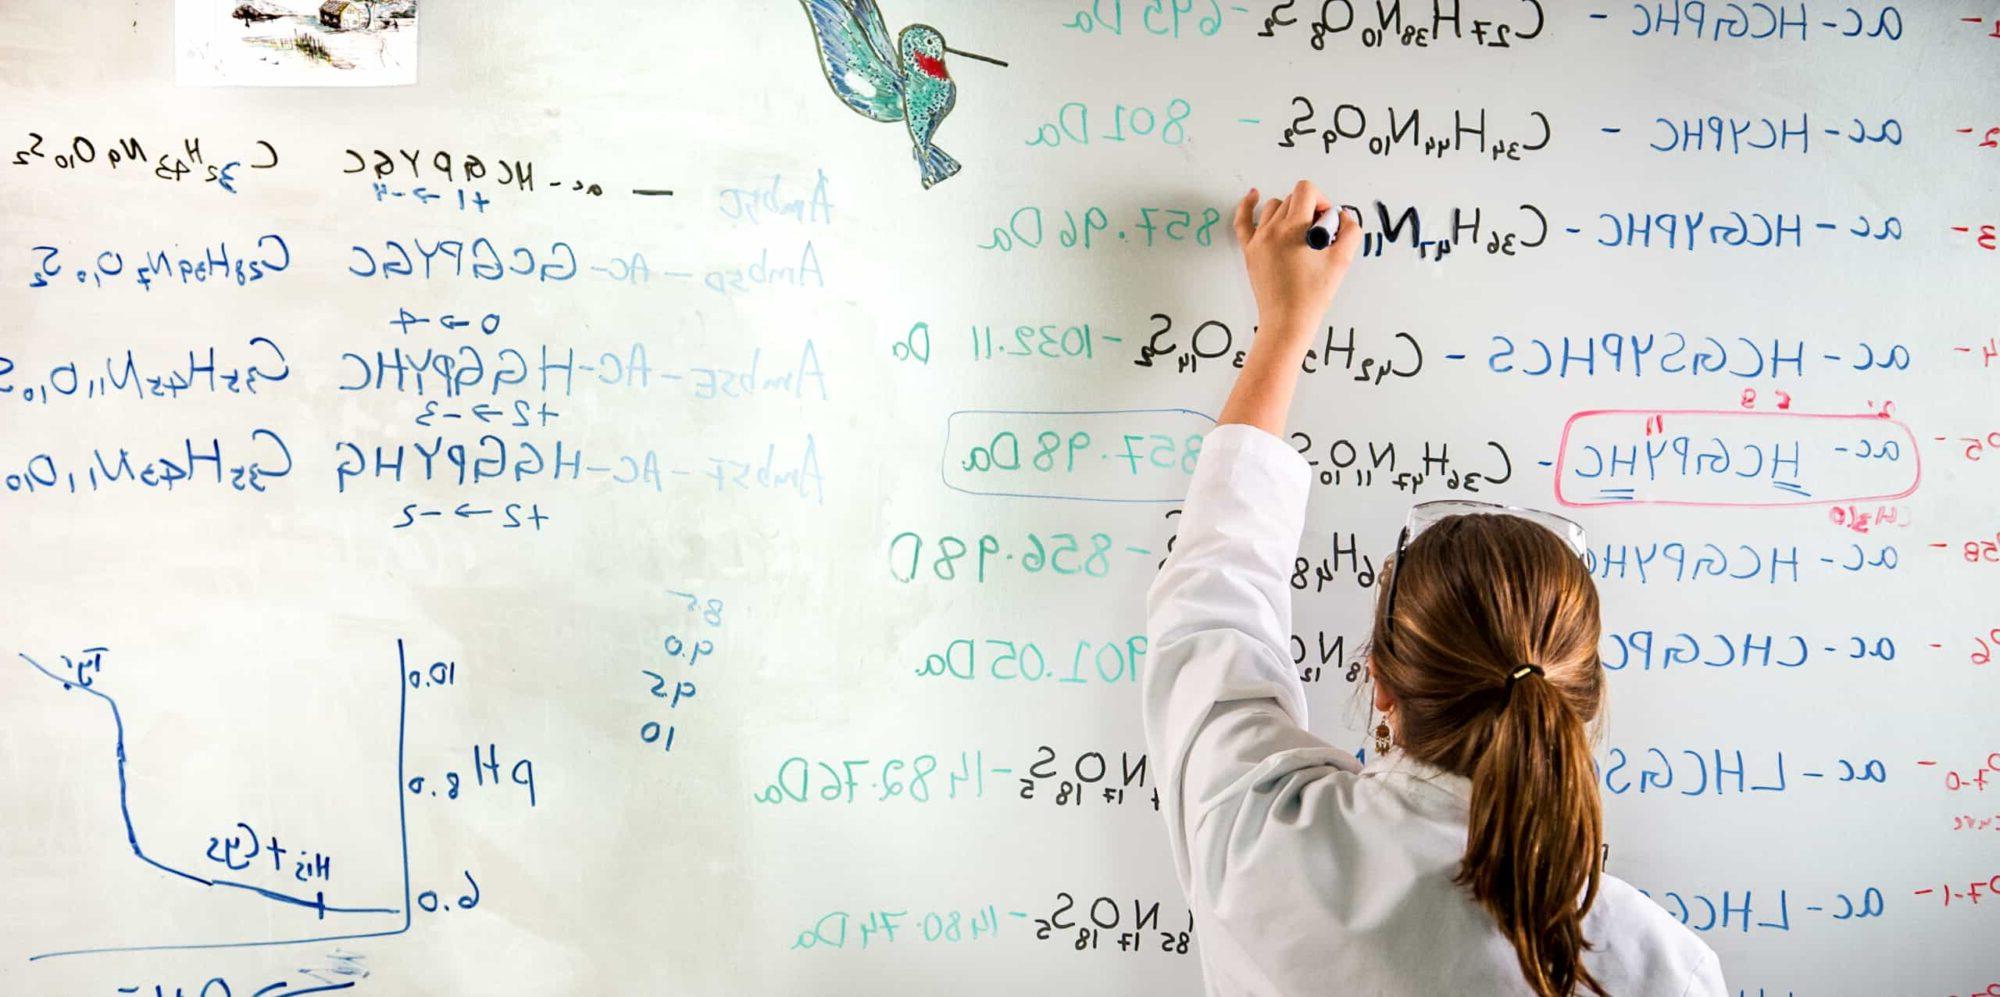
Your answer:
[1370,659,1394,712]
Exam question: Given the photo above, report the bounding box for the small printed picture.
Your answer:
[798,0,1008,190]
[176,0,418,87]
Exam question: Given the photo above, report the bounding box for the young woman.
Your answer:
[1141,180,1726,996]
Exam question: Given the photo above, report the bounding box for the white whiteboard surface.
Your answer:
[2,2,1996,995]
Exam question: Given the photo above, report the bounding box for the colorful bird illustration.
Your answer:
[799,0,1006,189]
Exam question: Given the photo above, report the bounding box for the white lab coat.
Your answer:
[1142,424,1726,997]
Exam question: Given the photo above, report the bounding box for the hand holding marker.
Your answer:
[1230,180,1362,344]
[1221,180,1363,431]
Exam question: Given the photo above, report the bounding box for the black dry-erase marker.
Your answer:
[1305,208,1336,250]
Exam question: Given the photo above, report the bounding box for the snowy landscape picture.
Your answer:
[177,0,418,86]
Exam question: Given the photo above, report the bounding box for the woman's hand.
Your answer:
[1216,180,1363,435]
[1233,180,1362,336]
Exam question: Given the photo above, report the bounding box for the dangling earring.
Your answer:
[1372,710,1393,756]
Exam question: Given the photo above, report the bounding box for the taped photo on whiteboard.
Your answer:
[176,0,418,87]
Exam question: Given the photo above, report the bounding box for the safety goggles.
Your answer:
[1379,500,1589,653]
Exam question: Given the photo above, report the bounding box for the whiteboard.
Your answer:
[2,2,1996,994]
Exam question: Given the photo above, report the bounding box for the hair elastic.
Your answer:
[1507,664,1544,686]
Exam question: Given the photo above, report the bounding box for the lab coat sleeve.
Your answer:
[1141,422,1363,900]
[1678,948,1728,997]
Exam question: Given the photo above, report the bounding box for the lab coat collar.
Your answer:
[1360,749,1474,810]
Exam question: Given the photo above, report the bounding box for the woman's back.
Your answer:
[1171,741,1720,996]
[1145,184,1726,995]
[1142,419,1725,996]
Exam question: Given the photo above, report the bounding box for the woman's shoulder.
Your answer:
[1585,872,1726,995]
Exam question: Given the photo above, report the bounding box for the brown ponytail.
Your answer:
[1367,514,1610,997]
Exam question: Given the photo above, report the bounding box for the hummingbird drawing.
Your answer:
[799,0,1007,189]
